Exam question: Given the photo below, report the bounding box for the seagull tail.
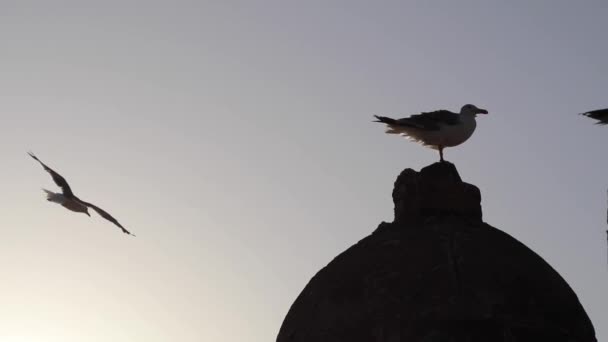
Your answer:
[42,189,62,203]
[373,115,397,124]
[42,188,53,198]
[374,115,408,134]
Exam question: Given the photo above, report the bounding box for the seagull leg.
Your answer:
[439,147,444,162]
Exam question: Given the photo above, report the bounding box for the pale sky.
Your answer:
[1,1,607,341]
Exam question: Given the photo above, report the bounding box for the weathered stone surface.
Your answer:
[392,162,482,223]
[277,162,596,342]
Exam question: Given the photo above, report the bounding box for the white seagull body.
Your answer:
[374,104,488,161]
[580,108,608,125]
[28,152,135,236]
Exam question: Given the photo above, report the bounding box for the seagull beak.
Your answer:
[477,108,488,114]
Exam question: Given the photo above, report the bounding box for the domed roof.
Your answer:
[277,162,596,342]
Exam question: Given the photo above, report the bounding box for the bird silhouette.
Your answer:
[28,152,135,236]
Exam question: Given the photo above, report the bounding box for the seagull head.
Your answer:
[460,104,488,116]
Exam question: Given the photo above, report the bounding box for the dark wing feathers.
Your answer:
[407,110,461,130]
[78,199,135,236]
[374,110,461,131]
[28,152,74,196]
[581,108,608,125]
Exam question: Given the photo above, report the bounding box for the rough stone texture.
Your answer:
[276,162,596,342]
[392,162,482,223]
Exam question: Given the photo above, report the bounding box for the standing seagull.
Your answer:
[373,104,488,162]
[580,108,608,125]
[28,152,135,236]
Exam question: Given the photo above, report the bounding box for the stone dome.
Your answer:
[276,162,596,342]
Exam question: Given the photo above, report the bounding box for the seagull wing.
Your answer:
[394,110,461,131]
[581,108,608,125]
[78,199,135,236]
[28,152,74,197]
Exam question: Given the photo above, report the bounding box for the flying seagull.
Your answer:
[580,108,608,125]
[373,104,488,162]
[28,152,135,236]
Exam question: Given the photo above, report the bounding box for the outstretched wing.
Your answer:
[28,152,74,196]
[581,108,608,125]
[78,199,135,236]
[393,110,461,131]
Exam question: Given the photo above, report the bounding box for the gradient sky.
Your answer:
[1,1,607,341]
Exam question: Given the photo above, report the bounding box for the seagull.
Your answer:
[580,108,608,125]
[28,152,135,236]
[373,104,488,162]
